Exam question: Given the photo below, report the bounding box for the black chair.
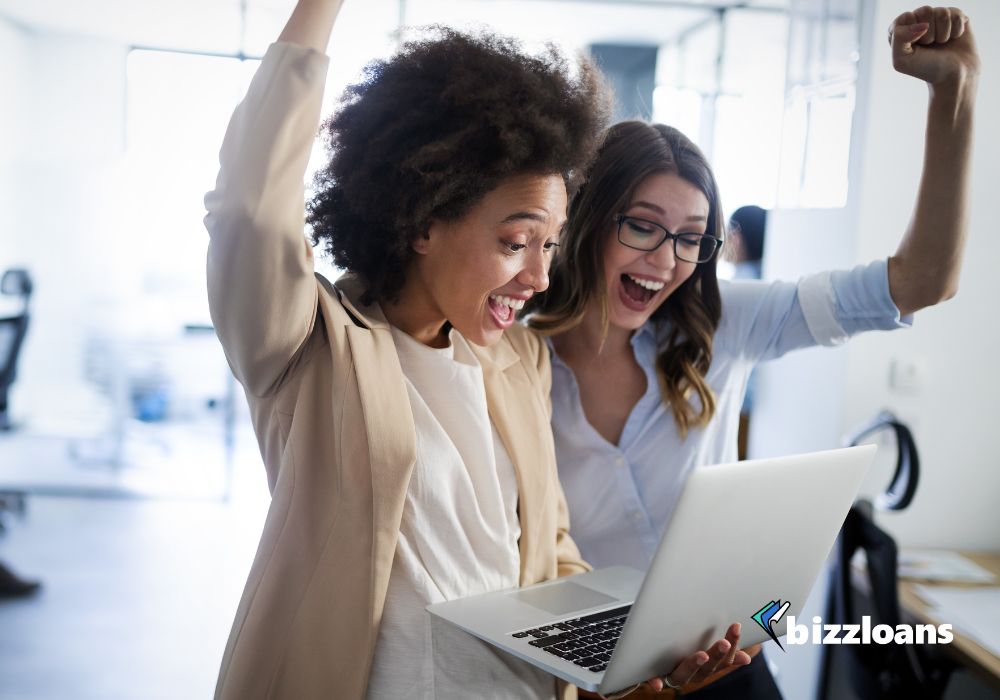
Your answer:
[845,411,920,512]
[0,268,33,431]
[0,268,39,597]
[818,412,954,700]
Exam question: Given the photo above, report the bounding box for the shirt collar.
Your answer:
[544,322,658,370]
[631,322,657,348]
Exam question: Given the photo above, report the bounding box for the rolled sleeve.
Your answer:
[799,259,913,346]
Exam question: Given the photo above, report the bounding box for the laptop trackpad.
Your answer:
[508,581,618,616]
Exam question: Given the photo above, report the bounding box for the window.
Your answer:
[125,49,261,324]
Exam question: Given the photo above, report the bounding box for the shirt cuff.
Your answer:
[797,260,913,347]
[797,271,848,346]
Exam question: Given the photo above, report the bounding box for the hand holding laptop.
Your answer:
[602,622,750,698]
[646,623,752,693]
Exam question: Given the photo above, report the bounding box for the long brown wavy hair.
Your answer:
[526,121,723,436]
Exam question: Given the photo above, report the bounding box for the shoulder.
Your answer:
[505,323,549,370]
[504,322,542,352]
[499,323,552,388]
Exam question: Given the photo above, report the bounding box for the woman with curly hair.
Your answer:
[205,1,744,698]
[529,5,978,698]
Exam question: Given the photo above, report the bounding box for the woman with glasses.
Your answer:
[528,6,978,697]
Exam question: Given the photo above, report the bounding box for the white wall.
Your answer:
[753,0,1000,551]
[0,15,31,275]
[846,0,1000,551]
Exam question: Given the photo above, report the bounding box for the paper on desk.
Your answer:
[898,549,997,583]
[914,586,1000,658]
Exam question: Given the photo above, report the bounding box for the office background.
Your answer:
[0,0,997,698]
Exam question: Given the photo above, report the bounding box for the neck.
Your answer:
[381,275,450,348]
[553,301,634,362]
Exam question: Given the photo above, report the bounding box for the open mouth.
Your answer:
[620,273,665,306]
[487,294,525,328]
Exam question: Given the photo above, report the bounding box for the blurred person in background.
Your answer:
[727,204,768,458]
[727,205,767,282]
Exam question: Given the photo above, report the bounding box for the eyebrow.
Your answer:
[631,200,707,223]
[500,211,550,225]
[500,212,568,235]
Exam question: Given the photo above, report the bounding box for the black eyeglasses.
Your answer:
[615,214,723,264]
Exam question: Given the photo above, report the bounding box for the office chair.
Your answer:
[0,268,33,431]
[845,411,920,512]
[0,268,40,596]
[817,412,954,700]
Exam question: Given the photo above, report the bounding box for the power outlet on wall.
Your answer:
[889,357,926,394]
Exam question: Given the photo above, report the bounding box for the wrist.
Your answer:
[928,68,979,105]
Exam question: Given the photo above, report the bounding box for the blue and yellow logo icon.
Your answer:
[752,599,791,651]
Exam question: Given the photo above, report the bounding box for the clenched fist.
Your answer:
[889,6,980,87]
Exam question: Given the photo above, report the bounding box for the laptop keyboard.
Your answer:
[511,605,631,674]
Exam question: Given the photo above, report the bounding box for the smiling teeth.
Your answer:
[490,295,526,310]
[626,274,665,291]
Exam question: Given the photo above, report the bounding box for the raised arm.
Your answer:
[204,0,345,397]
[886,6,979,316]
[278,0,346,51]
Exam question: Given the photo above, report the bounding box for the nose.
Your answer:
[518,249,550,293]
[646,238,677,271]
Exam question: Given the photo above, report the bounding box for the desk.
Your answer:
[898,551,1000,694]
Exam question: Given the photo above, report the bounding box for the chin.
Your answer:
[609,299,658,331]
[455,323,504,348]
[610,313,651,333]
[481,328,506,347]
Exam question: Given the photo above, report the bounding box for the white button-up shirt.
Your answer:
[549,260,912,571]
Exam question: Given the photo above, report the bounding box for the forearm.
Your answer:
[889,75,977,315]
[278,0,346,53]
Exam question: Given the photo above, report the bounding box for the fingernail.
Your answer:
[697,656,708,666]
[910,22,929,33]
[734,623,741,635]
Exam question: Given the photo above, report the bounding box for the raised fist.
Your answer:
[888,6,980,87]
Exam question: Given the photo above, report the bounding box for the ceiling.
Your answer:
[0,0,787,56]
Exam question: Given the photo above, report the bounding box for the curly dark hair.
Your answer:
[306,27,611,305]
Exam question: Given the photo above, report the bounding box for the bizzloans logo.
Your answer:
[752,600,954,649]
[752,600,791,650]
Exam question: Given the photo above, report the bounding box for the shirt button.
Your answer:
[615,457,625,467]
[632,512,643,522]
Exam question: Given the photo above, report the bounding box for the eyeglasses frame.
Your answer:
[614,214,724,264]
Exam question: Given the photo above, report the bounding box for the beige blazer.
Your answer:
[205,42,587,699]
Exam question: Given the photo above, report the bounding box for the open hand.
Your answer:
[889,6,980,87]
[646,622,751,693]
[591,623,752,697]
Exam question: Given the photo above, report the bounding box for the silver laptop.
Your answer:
[427,445,876,695]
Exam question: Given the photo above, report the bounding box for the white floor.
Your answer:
[0,427,269,700]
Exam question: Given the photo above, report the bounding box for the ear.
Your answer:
[410,221,439,255]
[411,230,431,255]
